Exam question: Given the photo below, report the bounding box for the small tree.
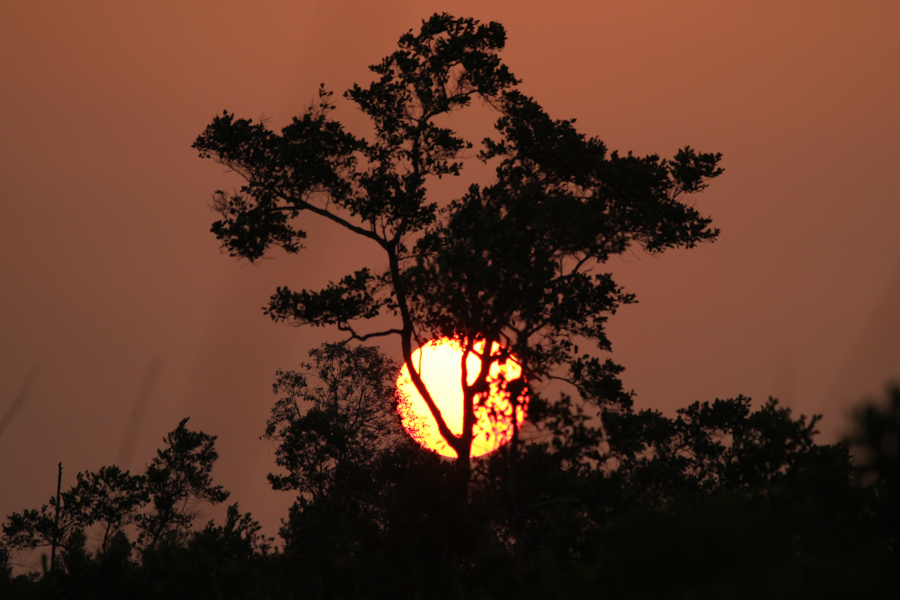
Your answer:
[263,342,405,500]
[138,418,230,549]
[2,419,231,570]
[63,466,147,554]
[194,12,722,477]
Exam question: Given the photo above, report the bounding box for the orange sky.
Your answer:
[2,1,899,545]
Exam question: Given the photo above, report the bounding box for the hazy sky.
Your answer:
[2,0,899,544]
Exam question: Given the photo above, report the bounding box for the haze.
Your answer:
[2,0,898,541]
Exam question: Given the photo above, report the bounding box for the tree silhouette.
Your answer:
[62,466,147,554]
[138,418,230,549]
[193,12,723,476]
[846,386,900,550]
[256,343,895,597]
[2,419,232,567]
[263,343,406,501]
[2,357,897,597]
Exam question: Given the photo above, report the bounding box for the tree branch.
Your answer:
[277,198,388,249]
[336,323,403,342]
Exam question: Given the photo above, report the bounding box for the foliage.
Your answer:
[846,386,900,548]
[64,465,147,553]
[252,344,897,597]
[259,343,463,596]
[138,418,230,549]
[193,12,723,465]
[3,352,898,597]
[2,419,233,569]
[263,342,405,499]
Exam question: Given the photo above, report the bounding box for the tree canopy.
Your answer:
[192,13,724,467]
[5,354,895,598]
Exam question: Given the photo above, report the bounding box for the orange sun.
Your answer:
[396,337,528,458]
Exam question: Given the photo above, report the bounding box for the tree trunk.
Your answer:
[50,462,61,571]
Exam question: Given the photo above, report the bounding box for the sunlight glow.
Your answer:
[396,337,528,458]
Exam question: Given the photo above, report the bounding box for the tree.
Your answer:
[0,419,276,599]
[466,393,894,599]
[193,12,723,477]
[846,386,900,550]
[2,419,230,567]
[258,343,892,597]
[2,497,82,565]
[262,342,405,500]
[262,342,467,597]
[137,418,230,549]
[63,466,147,553]
[262,342,406,576]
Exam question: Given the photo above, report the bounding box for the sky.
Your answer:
[2,0,899,546]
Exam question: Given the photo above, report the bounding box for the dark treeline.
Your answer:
[2,344,898,598]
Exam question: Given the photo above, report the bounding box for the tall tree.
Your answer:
[194,12,723,476]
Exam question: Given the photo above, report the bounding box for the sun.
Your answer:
[396,337,528,458]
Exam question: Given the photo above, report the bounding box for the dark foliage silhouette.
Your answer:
[193,12,723,475]
[263,343,406,500]
[846,386,900,550]
[2,360,897,597]
[138,418,230,549]
[0,419,275,599]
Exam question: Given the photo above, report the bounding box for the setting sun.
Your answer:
[396,337,528,458]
